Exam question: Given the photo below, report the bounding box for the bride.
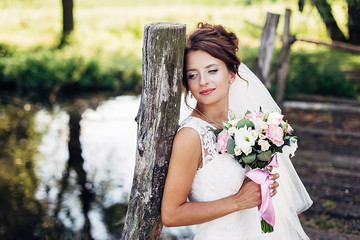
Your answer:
[161,22,312,239]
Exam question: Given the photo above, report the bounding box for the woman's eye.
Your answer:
[188,73,197,79]
[208,69,218,74]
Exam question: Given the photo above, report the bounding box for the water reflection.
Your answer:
[0,101,73,239]
[0,95,195,239]
[0,96,139,239]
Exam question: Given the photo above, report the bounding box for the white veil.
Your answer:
[231,63,313,239]
[229,63,281,116]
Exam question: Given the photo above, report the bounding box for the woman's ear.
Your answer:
[229,72,236,84]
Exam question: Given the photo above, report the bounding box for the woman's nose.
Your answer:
[199,74,208,86]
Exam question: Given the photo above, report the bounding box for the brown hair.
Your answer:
[183,22,241,102]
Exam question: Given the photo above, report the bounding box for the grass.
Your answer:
[0,0,359,100]
[0,0,336,52]
[0,0,355,57]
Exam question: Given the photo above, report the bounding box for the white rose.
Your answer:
[242,145,253,156]
[234,146,242,156]
[228,126,237,136]
[254,118,268,130]
[259,133,266,140]
[250,130,258,139]
[267,112,284,125]
[258,139,271,151]
[229,119,239,126]
[234,127,255,156]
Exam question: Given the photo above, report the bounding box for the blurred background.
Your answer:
[0,0,359,239]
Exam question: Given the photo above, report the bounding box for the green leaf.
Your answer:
[229,111,236,120]
[261,218,274,233]
[255,161,267,169]
[208,127,223,136]
[227,138,235,155]
[257,150,272,162]
[284,136,291,140]
[214,128,223,135]
[236,119,254,128]
[263,112,270,121]
[241,152,256,164]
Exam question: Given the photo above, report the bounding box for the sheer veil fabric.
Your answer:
[230,63,313,239]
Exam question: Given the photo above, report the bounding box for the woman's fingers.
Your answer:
[269,178,279,196]
[270,189,277,197]
[269,173,280,180]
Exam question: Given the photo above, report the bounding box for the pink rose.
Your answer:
[255,112,264,119]
[245,113,253,120]
[265,124,284,147]
[217,129,231,154]
[245,111,264,120]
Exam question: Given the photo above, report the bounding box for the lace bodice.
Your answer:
[178,116,264,240]
[179,116,218,166]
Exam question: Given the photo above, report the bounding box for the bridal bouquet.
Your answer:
[211,108,298,233]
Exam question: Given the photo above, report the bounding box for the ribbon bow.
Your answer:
[245,153,279,227]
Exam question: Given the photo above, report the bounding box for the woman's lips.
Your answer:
[199,88,215,95]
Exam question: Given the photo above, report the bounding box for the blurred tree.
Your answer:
[0,104,74,239]
[59,0,74,47]
[299,0,360,45]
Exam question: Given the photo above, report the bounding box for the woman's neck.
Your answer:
[192,103,229,128]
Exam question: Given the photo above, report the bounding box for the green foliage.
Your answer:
[237,119,254,128]
[0,47,142,103]
[1,0,359,103]
[227,138,236,154]
[284,50,358,99]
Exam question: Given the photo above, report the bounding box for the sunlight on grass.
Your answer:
[1,0,359,99]
[0,0,337,55]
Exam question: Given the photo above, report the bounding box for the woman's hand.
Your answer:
[233,167,280,211]
[267,166,280,197]
[233,178,261,210]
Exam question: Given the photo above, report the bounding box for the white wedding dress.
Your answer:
[177,63,313,240]
[179,116,264,240]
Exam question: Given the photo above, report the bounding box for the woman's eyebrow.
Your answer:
[186,63,220,72]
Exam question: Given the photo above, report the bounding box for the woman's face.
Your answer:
[185,50,235,107]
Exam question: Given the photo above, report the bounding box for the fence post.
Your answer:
[255,12,280,89]
[122,22,186,240]
[276,9,294,105]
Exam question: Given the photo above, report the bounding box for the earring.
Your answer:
[189,92,193,98]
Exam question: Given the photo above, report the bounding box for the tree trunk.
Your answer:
[311,0,347,42]
[122,22,186,240]
[347,0,360,45]
[276,9,294,106]
[255,12,280,89]
[60,0,74,47]
[62,0,74,35]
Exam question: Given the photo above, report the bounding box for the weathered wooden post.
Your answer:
[122,22,186,240]
[255,12,280,89]
[276,9,294,105]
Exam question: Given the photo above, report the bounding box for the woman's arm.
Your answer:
[161,127,263,227]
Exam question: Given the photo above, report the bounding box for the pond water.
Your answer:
[0,95,194,240]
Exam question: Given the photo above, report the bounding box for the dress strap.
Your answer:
[178,117,218,167]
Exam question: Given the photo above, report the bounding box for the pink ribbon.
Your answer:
[245,154,279,227]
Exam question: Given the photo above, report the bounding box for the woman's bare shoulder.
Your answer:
[174,125,201,146]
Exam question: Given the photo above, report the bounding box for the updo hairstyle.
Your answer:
[183,22,241,101]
